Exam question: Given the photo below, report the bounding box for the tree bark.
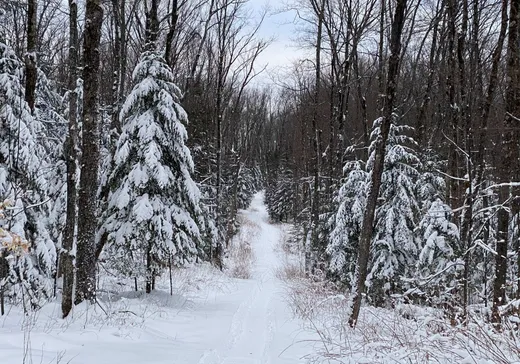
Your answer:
[61,0,79,318]
[493,0,520,325]
[25,0,37,114]
[308,0,325,272]
[146,241,153,293]
[75,0,103,306]
[348,0,407,327]
[110,0,123,139]
[164,0,179,66]
[376,0,386,112]
[416,0,443,146]
[145,0,160,50]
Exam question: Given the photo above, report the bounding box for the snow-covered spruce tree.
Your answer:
[0,41,56,310]
[416,149,446,212]
[37,68,69,269]
[415,198,461,305]
[365,116,421,306]
[101,50,204,293]
[235,165,260,211]
[327,161,368,285]
[266,164,295,222]
[220,151,261,242]
[470,185,497,306]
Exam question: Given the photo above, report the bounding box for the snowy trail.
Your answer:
[197,192,314,364]
[0,192,316,364]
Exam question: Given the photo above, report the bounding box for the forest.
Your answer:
[0,0,520,359]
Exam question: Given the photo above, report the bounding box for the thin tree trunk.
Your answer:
[376,0,386,111]
[446,0,462,211]
[493,0,520,325]
[308,0,325,272]
[473,0,508,200]
[457,0,470,324]
[164,0,179,66]
[146,242,152,293]
[169,256,173,296]
[416,0,443,146]
[110,0,122,138]
[25,0,37,114]
[349,0,407,327]
[75,0,103,306]
[119,0,128,104]
[213,0,229,270]
[61,0,79,318]
[0,256,6,315]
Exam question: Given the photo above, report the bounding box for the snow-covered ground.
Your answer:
[0,192,318,364]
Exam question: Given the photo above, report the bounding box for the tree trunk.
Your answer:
[146,242,152,294]
[145,0,160,50]
[24,0,37,114]
[119,0,128,105]
[213,0,229,270]
[61,0,79,318]
[110,0,123,139]
[0,255,6,315]
[376,0,386,111]
[308,0,325,273]
[416,0,443,146]
[348,0,407,327]
[164,0,179,66]
[75,0,103,306]
[493,0,520,325]
[446,0,461,210]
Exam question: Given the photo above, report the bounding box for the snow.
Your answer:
[0,192,317,364]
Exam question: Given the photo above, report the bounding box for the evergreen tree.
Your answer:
[101,50,204,292]
[0,41,56,309]
[365,117,421,305]
[235,165,260,211]
[415,198,460,305]
[266,164,294,222]
[327,161,367,284]
[416,149,446,212]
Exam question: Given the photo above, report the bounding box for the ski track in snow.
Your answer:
[197,192,314,364]
[0,192,316,364]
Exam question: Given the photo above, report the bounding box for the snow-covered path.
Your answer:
[195,192,314,364]
[0,192,315,364]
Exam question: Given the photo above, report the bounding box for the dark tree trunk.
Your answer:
[349,0,408,327]
[308,0,325,273]
[119,0,128,105]
[212,0,229,270]
[376,0,386,111]
[75,0,103,306]
[145,0,160,50]
[146,242,152,294]
[446,0,461,210]
[416,0,443,146]
[25,0,37,114]
[0,255,7,315]
[164,0,179,66]
[110,0,123,139]
[311,0,325,267]
[61,0,79,318]
[493,0,520,325]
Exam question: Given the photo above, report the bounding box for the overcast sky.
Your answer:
[246,0,310,89]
